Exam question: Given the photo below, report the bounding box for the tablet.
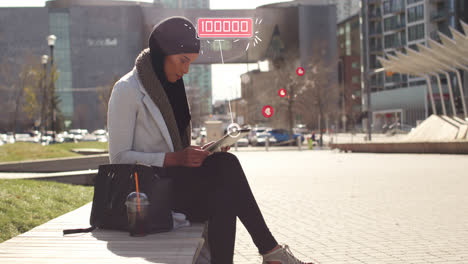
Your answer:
[203,128,251,152]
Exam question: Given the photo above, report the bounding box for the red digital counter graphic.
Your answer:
[262,105,274,118]
[197,18,253,38]
[296,67,305,76]
[278,88,287,98]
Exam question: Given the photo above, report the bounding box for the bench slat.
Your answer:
[0,202,206,264]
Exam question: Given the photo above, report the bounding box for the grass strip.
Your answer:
[0,179,93,243]
[0,142,108,162]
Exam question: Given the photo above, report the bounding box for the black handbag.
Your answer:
[63,164,174,235]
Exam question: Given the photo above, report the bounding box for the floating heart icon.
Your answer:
[262,105,274,118]
[296,67,305,76]
[278,88,287,98]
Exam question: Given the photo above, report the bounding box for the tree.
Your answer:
[250,43,340,145]
[22,58,44,126]
[10,54,43,136]
[297,46,340,146]
[0,59,18,132]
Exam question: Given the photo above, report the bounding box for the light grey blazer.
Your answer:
[107,67,174,167]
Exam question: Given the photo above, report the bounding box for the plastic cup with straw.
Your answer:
[125,171,150,236]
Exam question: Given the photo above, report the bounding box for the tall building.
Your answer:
[361,0,468,129]
[337,14,362,131]
[157,0,208,9]
[157,0,212,120]
[330,0,361,22]
[290,0,360,22]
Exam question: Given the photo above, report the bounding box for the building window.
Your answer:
[339,26,344,35]
[408,23,425,41]
[346,39,351,56]
[351,62,359,69]
[383,0,405,15]
[352,76,360,84]
[384,33,400,49]
[407,5,424,23]
[384,15,403,31]
[407,0,422,5]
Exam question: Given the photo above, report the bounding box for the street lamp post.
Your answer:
[338,58,346,132]
[47,35,56,143]
[40,55,48,142]
[364,68,385,142]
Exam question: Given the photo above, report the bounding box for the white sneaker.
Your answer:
[262,244,314,264]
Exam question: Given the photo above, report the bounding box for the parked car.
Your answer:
[58,131,74,142]
[14,133,39,143]
[293,124,309,135]
[268,129,304,145]
[248,127,271,145]
[81,129,108,142]
[235,136,249,147]
[40,135,52,145]
[251,132,277,146]
[1,133,15,144]
[92,129,108,142]
[43,131,64,143]
[68,129,89,141]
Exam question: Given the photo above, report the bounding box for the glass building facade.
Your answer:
[49,11,74,123]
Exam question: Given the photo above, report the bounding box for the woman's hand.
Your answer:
[178,146,211,167]
[220,146,230,152]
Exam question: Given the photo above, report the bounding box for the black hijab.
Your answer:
[148,17,200,143]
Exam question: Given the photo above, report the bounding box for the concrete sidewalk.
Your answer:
[232,150,468,264]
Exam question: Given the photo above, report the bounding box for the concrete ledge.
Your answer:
[0,154,109,173]
[0,170,98,186]
[70,148,108,155]
[331,141,468,154]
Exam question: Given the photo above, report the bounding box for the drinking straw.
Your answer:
[134,171,141,213]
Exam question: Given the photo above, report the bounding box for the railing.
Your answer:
[385,23,406,31]
[369,28,383,36]
[369,0,383,5]
[369,11,382,19]
[384,5,406,15]
[431,10,448,21]
[385,41,405,50]
[370,45,383,52]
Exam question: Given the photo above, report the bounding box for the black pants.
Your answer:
[171,152,278,264]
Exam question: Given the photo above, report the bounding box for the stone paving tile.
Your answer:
[229,150,468,264]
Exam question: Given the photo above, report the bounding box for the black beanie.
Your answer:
[148,17,200,56]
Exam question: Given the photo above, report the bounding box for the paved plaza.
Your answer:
[230,149,468,264]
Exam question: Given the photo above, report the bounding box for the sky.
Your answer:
[0,0,292,103]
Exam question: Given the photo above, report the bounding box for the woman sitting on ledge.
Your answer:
[107,16,314,264]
